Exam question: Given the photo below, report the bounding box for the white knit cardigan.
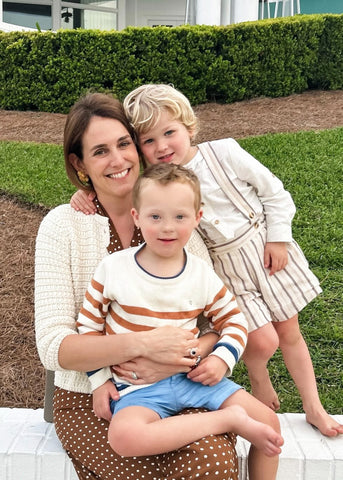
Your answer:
[35,204,212,393]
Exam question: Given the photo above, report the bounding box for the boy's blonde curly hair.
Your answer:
[123,84,199,139]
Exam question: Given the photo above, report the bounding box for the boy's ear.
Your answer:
[195,208,203,225]
[131,208,140,227]
[188,127,196,141]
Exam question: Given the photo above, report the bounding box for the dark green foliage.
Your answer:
[308,15,343,90]
[0,14,343,112]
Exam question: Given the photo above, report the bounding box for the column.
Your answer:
[196,0,221,25]
[231,0,259,23]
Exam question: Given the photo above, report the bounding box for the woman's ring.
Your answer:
[189,348,197,358]
[131,371,138,380]
[191,355,202,370]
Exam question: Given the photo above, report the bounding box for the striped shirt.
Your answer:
[77,244,248,393]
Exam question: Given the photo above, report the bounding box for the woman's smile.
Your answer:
[106,168,130,179]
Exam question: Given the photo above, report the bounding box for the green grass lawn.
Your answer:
[1,127,342,414]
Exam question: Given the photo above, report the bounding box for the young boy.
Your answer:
[121,84,343,438]
[77,163,283,480]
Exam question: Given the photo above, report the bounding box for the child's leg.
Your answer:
[108,403,282,460]
[242,322,280,410]
[223,389,283,480]
[274,314,343,437]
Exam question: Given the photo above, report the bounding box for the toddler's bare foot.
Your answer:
[306,406,343,437]
[228,405,283,457]
[250,370,280,411]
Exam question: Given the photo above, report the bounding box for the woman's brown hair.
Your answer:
[64,92,139,190]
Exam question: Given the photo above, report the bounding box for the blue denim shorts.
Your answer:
[110,373,242,418]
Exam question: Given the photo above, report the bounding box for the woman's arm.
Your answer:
[112,356,191,385]
[113,325,219,385]
[59,327,198,372]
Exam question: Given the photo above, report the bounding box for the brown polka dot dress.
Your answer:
[54,388,238,480]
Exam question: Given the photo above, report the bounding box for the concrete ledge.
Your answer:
[0,409,77,480]
[236,413,343,480]
[0,408,342,480]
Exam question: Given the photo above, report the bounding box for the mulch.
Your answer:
[1,89,343,409]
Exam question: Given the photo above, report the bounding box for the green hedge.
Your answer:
[1,14,343,113]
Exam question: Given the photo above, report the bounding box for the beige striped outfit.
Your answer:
[189,140,322,332]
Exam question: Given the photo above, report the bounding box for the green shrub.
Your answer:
[309,14,343,89]
[0,14,343,112]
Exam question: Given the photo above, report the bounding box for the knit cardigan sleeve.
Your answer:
[186,230,213,266]
[35,205,108,372]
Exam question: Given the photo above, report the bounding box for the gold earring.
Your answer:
[77,170,90,185]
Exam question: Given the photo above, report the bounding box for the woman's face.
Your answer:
[78,115,140,201]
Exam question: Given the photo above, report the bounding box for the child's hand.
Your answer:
[92,380,119,422]
[264,242,288,276]
[187,355,228,386]
[71,189,97,214]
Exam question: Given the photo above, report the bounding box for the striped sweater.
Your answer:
[77,244,248,393]
[35,204,213,394]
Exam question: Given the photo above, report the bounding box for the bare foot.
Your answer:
[228,405,284,457]
[306,406,343,437]
[249,370,280,411]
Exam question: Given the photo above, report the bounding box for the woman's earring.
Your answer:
[77,170,90,185]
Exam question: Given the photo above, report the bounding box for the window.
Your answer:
[3,2,52,30]
[61,1,118,30]
[3,0,121,30]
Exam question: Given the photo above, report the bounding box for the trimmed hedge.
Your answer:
[0,14,343,113]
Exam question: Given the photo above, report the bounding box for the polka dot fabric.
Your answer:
[54,388,238,480]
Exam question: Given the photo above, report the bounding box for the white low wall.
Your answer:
[1,408,342,480]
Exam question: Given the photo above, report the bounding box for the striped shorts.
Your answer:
[208,221,322,332]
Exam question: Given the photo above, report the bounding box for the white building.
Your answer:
[0,0,262,32]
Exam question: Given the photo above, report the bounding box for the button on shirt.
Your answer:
[185,138,296,243]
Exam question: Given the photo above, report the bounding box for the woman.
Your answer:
[35,92,239,480]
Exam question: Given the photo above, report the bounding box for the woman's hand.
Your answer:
[70,189,97,215]
[142,326,200,367]
[92,380,119,422]
[112,357,190,384]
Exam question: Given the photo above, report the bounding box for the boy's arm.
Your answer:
[197,332,220,357]
[189,276,248,386]
[264,241,288,275]
[227,138,296,241]
[70,189,97,214]
[196,312,219,356]
[206,283,248,375]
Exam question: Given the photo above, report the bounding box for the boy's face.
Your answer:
[132,180,202,260]
[139,111,195,167]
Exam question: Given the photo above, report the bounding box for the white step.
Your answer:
[0,408,342,479]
